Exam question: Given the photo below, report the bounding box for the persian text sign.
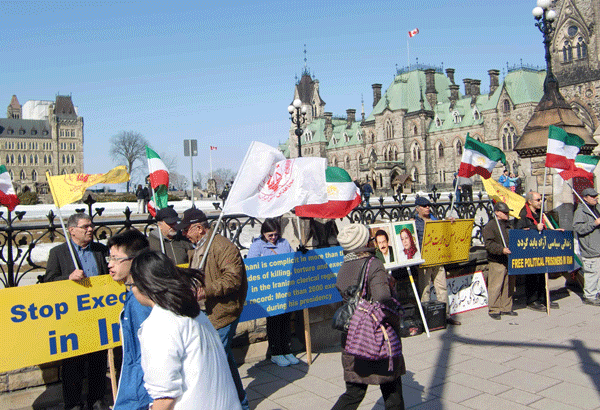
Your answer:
[421,219,474,267]
[447,271,488,315]
[240,247,344,322]
[0,276,124,373]
[508,229,574,275]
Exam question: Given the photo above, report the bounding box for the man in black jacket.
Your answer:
[483,202,516,319]
[514,191,558,311]
[44,213,109,410]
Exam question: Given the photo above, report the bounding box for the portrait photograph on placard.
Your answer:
[367,223,398,269]
[391,221,423,267]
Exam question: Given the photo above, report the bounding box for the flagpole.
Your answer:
[210,148,213,180]
[407,37,410,68]
[565,181,595,215]
[46,172,79,270]
[540,167,548,232]
[151,187,166,254]
[488,199,507,248]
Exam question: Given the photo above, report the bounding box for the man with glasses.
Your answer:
[414,197,461,326]
[106,230,151,410]
[44,213,109,410]
[148,207,193,265]
[573,188,600,306]
[516,191,559,311]
[175,208,249,410]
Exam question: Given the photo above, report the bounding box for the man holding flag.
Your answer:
[573,188,600,306]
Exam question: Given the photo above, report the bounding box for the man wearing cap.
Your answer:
[148,207,193,265]
[175,208,249,410]
[515,191,559,311]
[413,197,461,325]
[483,202,517,319]
[573,187,600,306]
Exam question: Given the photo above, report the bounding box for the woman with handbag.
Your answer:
[247,218,300,367]
[331,224,406,410]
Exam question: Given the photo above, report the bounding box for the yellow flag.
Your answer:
[481,177,526,219]
[46,166,130,208]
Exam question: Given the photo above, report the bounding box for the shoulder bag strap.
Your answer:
[359,257,375,298]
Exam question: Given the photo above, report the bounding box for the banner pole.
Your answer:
[540,167,548,233]
[108,348,117,402]
[151,187,166,254]
[296,215,313,365]
[408,266,430,338]
[46,173,79,270]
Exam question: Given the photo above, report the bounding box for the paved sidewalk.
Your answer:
[3,285,600,410]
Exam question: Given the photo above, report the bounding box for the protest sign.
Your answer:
[508,229,574,275]
[240,247,344,322]
[0,275,124,373]
[447,271,488,315]
[421,219,474,267]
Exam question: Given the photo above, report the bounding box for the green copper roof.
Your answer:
[327,120,364,149]
[302,118,328,144]
[482,68,545,110]
[365,69,453,122]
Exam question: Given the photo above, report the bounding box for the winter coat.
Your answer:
[335,249,406,385]
[573,203,600,258]
[148,229,194,266]
[483,218,511,265]
[190,229,248,330]
[246,236,293,258]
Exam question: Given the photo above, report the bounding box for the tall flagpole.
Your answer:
[46,172,78,269]
[210,147,213,180]
[407,38,410,68]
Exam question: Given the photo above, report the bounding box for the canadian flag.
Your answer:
[408,28,419,38]
[210,146,217,150]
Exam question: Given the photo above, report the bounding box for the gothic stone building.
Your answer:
[0,95,84,192]
[284,0,600,194]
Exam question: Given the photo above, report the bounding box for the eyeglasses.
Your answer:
[124,282,135,290]
[75,224,94,230]
[105,255,133,263]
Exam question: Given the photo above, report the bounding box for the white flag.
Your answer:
[223,141,328,218]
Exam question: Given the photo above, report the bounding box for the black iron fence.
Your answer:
[0,192,493,288]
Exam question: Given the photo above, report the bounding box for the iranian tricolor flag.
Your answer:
[295,167,361,219]
[146,147,169,216]
[559,154,600,183]
[0,165,19,211]
[545,125,585,170]
[458,135,506,179]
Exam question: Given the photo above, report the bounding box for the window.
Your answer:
[452,111,461,124]
[411,142,421,162]
[31,129,37,135]
[384,119,393,140]
[344,133,350,143]
[563,40,573,62]
[20,170,25,180]
[576,37,587,59]
[413,125,418,135]
[5,155,8,164]
[435,117,442,127]
[30,155,33,164]
[32,170,37,181]
[568,25,578,37]
[411,167,419,183]
[345,156,350,169]
[437,142,444,158]
[71,154,74,164]
[304,130,312,142]
[7,128,13,135]
[42,129,48,136]
[17,155,21,165]
[44,155,47,165]
[503,99,511,113]
[19,128,25,135]
[473,109,481,120]
[48,155,52,164]
[60,130,64,137]
[332,136,338,145]
[502,123,516,151]
[393,147,398,161]
[357,131,362,141]
[456,140,463,156]
[331,157,338,167]
[358,154,363,165]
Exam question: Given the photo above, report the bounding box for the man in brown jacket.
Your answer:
[176,208,249,410]
[483,201,517,320]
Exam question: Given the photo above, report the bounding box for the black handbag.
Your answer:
[331,258,371,331]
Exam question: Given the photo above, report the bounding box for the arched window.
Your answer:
[11,155,14,164]
[437,141,444,158]
[356,131,362,141]
[393,147,398,161]
[71,155,75,164]
[35,155,38,164]
[331,157,338,167]
[62,155,65,164]
[452,111,461,124]
[411,142,421,162]
[384,119,393,140]
[304,130,313,142]
[345,156,350,169]
[563,40,573,62]
[32,170,37,181]
[576,37,587,59]
[20,170,25,180]
[455,140,463,156]
[44,155,47,165]
[344,133,350,143]
[473,109,481,120]
[382,147,388,162]
[502,123,516,151]
[435,117,442,127]
[48,155,52,164]
[503,99,511,113]
[411,167,419,183]
[312,100,316,118]
[30,155,33,164]
[17,155,21,165]
[5,155,8,164]
[413,125,418,135]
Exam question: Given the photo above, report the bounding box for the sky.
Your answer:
[0,0,547,189]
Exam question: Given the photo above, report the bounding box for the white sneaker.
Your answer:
[271,355,290,367]
[284,354,299,365]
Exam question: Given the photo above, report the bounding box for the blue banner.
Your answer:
[240,247,344,322]
[508,229,574,275]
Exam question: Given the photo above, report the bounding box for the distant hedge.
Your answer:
[90,192,182,203]
[18,191,39,205]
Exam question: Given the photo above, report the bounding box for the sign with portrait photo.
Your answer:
[391,221,425,267]
[367,223,398,269]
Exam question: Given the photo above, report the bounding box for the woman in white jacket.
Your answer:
[129,251,242,410]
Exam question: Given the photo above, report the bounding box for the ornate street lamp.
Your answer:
[532,0,558,93]
[288,98,307,157]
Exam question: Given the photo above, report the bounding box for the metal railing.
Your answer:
[0,192,494,288]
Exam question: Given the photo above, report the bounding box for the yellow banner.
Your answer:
[421,219,474,267]
[47,166,130,208]
[481,177,526,219]
[0,276,124,373]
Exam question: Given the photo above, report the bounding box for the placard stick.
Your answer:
[107,348,117,402]
[545,272,551,315]
[407,266,430,338]
[297,216,313,365]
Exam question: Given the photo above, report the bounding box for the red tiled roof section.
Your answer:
[54,95,77,118]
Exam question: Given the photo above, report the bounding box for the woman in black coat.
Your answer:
[331,224,406,410]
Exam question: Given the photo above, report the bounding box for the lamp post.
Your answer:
[532,0,557,92]
[288,98,307,157]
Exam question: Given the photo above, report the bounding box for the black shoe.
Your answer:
[527,301,546,312]
[447,317,461,325]
[90,400,109,410]
[549,301,559,309]
[488,313,501,320]
[501,311,518,316]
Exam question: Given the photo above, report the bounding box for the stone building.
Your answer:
[0,95,84,192]
[284,0,600,195]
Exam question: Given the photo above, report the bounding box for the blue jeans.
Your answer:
[217,317,249,410]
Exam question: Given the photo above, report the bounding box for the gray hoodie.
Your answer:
[573,203,600,258]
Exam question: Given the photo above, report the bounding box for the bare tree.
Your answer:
[212,168,236,191]
[110,131,149,192]
[159,152,178,174]
[194,171,204,190]
[170,172,189,191]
